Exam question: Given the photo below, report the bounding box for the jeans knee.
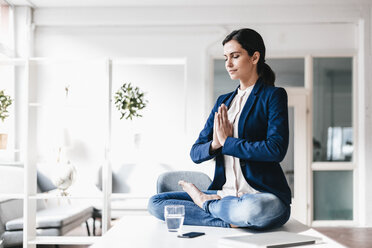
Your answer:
[147,194,164,220]
[228,207,258,226]
[228,194,287,229]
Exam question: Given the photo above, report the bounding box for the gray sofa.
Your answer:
[0,165,94,247]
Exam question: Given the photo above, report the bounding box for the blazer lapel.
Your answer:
[238,80,263,138]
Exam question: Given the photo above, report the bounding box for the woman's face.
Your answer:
[223,39,259,81]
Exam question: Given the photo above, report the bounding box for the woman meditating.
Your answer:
[148,28,291,230]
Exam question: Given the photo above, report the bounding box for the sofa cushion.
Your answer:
[5,205,93,231]
[0,199,23,234]
[2,210,92,247]
[37,171,57,193]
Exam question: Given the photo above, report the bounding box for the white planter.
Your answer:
[0,133,8,150]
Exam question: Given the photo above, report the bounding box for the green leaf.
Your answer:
[113,83,148,121]
[0,90,12,122]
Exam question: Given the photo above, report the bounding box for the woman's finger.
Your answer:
[220,105,226,125]
[219,105,223,115]
[218,113,223,133]
[222,105,229,124]
[214,112,218,131]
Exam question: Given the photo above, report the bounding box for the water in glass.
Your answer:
[164,205,185,232]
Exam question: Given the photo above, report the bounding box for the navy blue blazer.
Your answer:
[190,78,291,206]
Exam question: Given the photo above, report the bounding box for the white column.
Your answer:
[102,59,112,233]
[358,9,372,227]
[14,6,36,248]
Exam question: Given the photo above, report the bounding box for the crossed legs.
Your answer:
[148,181,290,229]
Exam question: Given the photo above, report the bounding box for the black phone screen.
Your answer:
[177,232,205,238]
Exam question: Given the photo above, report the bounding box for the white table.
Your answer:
[90,215,345,248]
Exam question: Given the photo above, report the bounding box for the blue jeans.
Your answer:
[147,191,290,230]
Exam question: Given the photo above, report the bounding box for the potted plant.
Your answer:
[114,83,147,120]
[0,90,12,150]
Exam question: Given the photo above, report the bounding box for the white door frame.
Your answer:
[287,88,309,225]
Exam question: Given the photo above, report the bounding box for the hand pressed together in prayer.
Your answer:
[211,104,233,151]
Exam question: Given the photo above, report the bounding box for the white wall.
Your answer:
[12,2,372,225]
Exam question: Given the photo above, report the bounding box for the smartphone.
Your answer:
[177,232,205,238]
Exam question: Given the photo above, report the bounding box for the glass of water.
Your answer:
[164,205,185,232]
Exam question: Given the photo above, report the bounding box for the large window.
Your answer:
[313,58,353,162]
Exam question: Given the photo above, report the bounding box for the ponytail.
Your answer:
[258,61,275,86]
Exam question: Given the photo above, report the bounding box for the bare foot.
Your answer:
[178,180,221,208]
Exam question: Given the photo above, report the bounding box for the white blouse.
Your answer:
[217,85,260,198]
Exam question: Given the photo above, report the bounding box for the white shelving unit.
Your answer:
[0,58,111,248]
[0,57,187,247]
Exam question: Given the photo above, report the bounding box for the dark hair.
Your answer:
[222,28,275,86]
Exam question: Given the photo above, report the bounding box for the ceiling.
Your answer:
[4,0,371,8]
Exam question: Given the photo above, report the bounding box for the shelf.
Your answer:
[28,102,42,107]
[28,236,100,245]
[28,102,101,109]
[0,161,23,166]
[0,194,24,200]
[0,150,21,153]
[0,58,27,66]
[112,57,186,65]
[28,57,106,64]
[29,192,103,200]
[110,193,151,200]
[28,193,150,200]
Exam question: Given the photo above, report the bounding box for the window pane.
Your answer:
[313,58,353,162]
[266,58,305,87]
[313,171,353,220]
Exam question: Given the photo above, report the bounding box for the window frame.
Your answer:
[309,54,358,227]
